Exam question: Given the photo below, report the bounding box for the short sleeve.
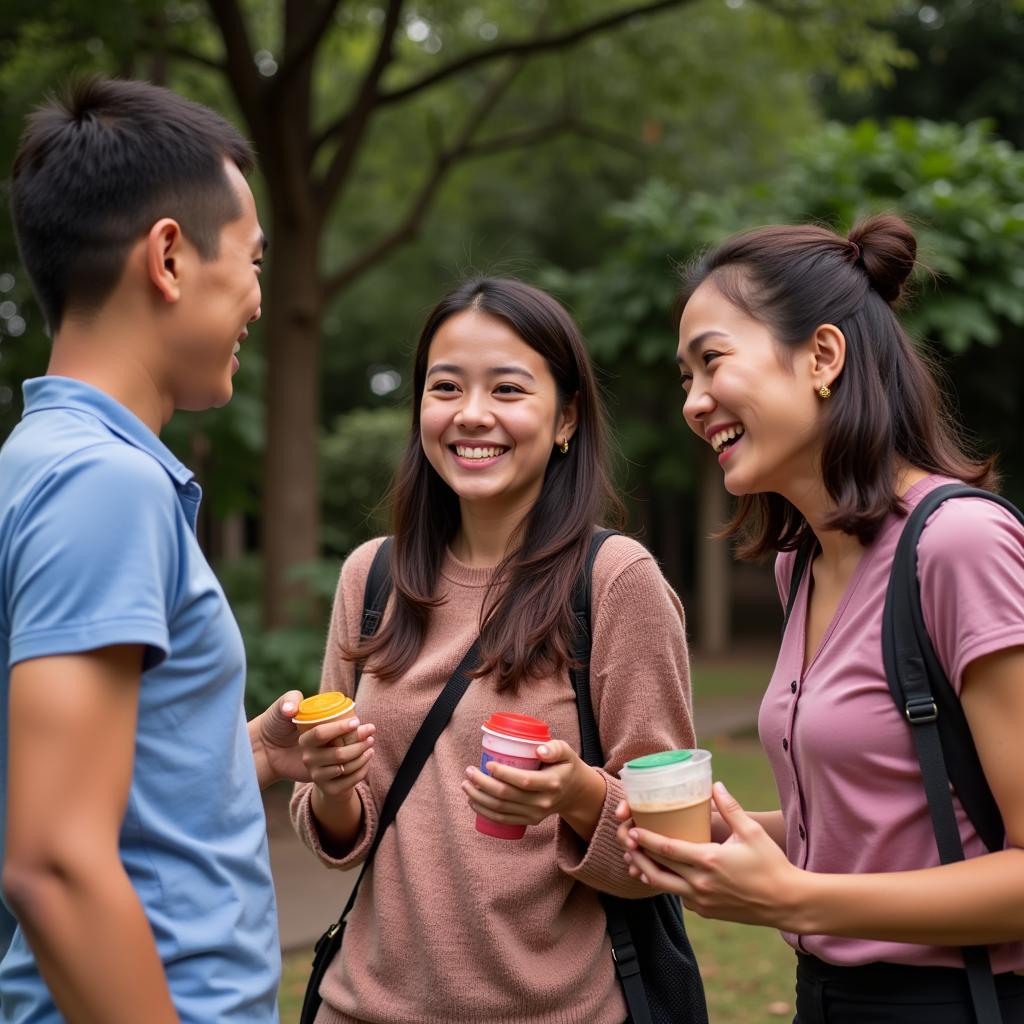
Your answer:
[6,444,176,670]
[917,496,1024,692]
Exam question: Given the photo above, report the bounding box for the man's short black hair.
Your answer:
[10,76,255,332]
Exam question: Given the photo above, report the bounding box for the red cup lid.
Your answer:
[482,712,551,742]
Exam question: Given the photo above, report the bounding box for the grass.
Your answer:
[279,731,794,1024]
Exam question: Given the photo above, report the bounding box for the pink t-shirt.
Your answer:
[759,475,1024,969]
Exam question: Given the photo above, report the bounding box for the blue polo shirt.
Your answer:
[0,377,279,1023]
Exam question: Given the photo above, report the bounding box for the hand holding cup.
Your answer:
[295,693,375,799]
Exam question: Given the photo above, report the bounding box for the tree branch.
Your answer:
[312,0,688,156]
[321,58,525,297]
[273,0,345,96]
[315,0,405,209]
[461,118,645,161]
[377,0,687,108]
[204,0,265,134]
[163,44,227,74]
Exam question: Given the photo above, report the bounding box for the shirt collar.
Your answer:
[21,376,195,488]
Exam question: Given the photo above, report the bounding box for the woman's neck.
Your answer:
[450,497,535,568]
[785,463,932,572]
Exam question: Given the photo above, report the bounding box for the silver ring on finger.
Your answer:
[336,762,345,777]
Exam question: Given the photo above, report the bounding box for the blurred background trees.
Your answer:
[2,0,1022,711]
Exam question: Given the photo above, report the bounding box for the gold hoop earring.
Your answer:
[818,384,832,400]
[559,437,570,455]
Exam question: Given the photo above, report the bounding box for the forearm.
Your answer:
[791,848,1024,945]
[4,858,177,1023]
[248,718,275,790]
[750,811,786,850]
[311,787,365,854]
[560,766,608,842]
[713,809,786,849]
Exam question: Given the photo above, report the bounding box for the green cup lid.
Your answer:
[625,750,693,770]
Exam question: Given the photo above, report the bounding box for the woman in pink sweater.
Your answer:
[619,215,1024,1022]
[291,277,698,1024]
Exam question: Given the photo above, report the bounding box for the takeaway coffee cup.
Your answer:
[619,749,713,843]
[476,712,552,840]
[293,692,357,737]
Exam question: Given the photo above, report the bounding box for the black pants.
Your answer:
[794,953,1024,1023]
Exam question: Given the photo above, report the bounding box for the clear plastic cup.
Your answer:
[619,749,713,843]
[476,712,552,840]
[293,692,357,738]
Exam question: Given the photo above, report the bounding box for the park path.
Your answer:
[265,682,764,952]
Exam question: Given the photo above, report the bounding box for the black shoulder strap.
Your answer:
[568,530,653,1024]
[353,537,394,693]
[320,537,478,941]
[883,483,1023,1024]
[883,484,1018,852]
[782,541,815,635]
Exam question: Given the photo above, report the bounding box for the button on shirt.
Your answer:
[759,475,1024,971]
[0,378,279,1023]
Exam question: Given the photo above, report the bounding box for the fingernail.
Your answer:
[282,702,295,713]
[640,874,649,884]
[537,745,549,756]
[628,829,638,840]
[465,767,474,777]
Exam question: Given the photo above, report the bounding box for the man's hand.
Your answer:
[248,690,309,789]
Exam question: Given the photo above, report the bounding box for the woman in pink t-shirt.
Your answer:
[617,215,1024,1022]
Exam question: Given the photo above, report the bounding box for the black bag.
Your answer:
[785,484,1024,1024]
[570,531,708,1024]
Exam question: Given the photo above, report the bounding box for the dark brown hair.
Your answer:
[348,277,624,691]
[11,76,255,331]
[678,213,997,560]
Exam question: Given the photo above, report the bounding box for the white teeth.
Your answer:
[232,342,241,355]
[455,445,506,459]
[710,425,745,453]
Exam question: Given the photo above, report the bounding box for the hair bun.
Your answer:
[848,213,916,305]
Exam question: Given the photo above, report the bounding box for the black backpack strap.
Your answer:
[568,530,652,1024]
[782,541,815,635]
[883,483,1024,1024]
[354,537,394,694]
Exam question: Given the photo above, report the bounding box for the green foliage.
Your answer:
[322,405,409,555]
[552,117,1024,525]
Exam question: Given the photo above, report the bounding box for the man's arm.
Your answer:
[248,689,309,789]
[3,646,179,1024]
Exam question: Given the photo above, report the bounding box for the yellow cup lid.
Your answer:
[294,692,355,724]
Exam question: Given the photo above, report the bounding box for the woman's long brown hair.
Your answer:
[345,277,624,691]
[677,214,997,560]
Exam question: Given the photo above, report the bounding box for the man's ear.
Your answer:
[810,323,846,391]
[146,218,185,303]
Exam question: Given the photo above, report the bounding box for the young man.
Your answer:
[1,77,313,1022]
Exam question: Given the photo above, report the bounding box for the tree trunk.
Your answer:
[696,445,730,654]
[261,210,324,627]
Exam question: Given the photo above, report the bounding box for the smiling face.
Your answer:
[163,159,265,411]
[677,279,826,498]
[420,308,575,516]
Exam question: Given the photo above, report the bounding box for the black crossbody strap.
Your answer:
[883,483,1024,1024]
[318,539,479,944]
[568,530,653,1024]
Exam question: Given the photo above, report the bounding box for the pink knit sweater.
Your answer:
[290,534,695,1024]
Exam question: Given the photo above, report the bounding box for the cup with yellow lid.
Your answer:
[293,692,357,739]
